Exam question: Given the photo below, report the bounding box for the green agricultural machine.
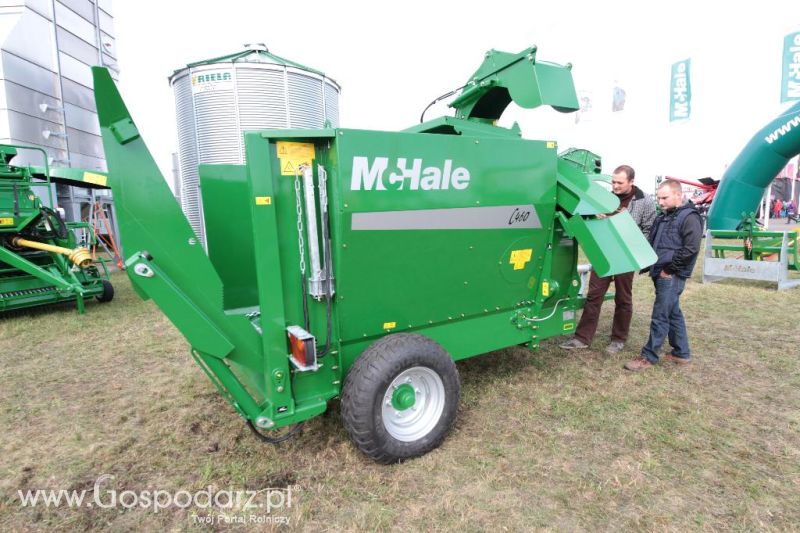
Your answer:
[0,145,114,313]
[93,46,655,462]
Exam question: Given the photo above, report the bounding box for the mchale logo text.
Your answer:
[351,156,471,191]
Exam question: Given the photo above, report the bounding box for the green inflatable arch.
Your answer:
[708,100,800,230]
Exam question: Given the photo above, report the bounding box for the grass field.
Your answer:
[1,260,799,531]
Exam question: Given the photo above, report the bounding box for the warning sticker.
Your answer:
[255,196,272,205]
[82,172,107,187]
[542,280,550,297]
[383,322,397,330]
[509,248,533,270]
[0,217,14,226]
[277,141,315,176]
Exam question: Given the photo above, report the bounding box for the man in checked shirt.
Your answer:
[560,165,656,355]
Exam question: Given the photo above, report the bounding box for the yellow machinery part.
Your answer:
[12,237,92,268]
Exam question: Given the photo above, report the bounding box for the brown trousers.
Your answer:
[574,270,635,345]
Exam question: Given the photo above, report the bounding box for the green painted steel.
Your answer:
[709,213,798,270]
[556,157,618,216]
[450,46,579,121]
[199,164,259,309]
[708,100,800,230]
[558,148,603,174]
[0,144,110,313]
[406,116,523,138]
[91,46,656,437]
[710,231,799,268]
[391,384,416,411]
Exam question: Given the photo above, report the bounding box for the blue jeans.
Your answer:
[641,276,690,362]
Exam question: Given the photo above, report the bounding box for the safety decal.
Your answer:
[509,249,533,271]
[277,141,315,176]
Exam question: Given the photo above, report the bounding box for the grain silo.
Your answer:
[169,43,340,244]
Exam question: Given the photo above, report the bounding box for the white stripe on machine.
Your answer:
[351,205,541,230]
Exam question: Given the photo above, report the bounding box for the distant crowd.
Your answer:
[771,198,798,223]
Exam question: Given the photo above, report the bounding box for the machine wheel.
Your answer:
[95,280,114,303]
[341,333,460,463]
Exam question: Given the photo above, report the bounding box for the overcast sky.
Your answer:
[113,0,799,193]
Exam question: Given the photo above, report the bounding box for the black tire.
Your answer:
[341,333,460,463]
[95,280,114,303]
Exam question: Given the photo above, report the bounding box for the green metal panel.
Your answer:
[564,214,657,277]
[559,148,603,174]
[123,253,236,358]
[332,130,557,352]
[406,116,522,138]
[450,47,579,120]
[93,67,269,418]
[247,133,341,418]
[555,156,656,276]
[199,164,259,310]
[556,157,619,216]
[243,133,299,420]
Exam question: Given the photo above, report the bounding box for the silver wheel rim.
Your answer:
[381,366,445,442]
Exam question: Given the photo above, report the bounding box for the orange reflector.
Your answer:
[286,325,317,371]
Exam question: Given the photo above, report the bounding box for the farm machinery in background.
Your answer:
[93,45,656,463]
[656,174,719,227]
[0,144,114,313]
[703,212,799,290]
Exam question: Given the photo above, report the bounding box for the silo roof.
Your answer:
[172,46,332,80]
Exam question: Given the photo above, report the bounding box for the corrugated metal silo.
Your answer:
[170,43,341,244]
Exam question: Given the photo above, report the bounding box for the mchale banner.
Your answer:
[670,59,691,122]
[781,31,800,103]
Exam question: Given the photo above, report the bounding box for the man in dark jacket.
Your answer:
[625,179,703,371]
[560,165,656,354]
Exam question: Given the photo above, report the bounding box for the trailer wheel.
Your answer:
[96,280,114,303]
[341,333,460,463]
